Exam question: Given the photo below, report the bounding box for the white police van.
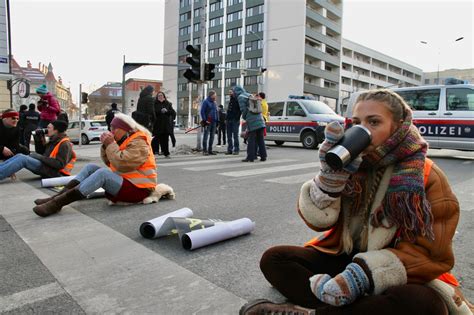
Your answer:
[342,84,474,151]
[262,95,344,149]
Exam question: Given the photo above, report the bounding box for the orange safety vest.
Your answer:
[304,157,459,287]
[109,130,157,188]
[49,137,76,176]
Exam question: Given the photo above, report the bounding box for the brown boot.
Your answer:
[33,188,85,217]
[239,299,315,315]
[34,179,80,205]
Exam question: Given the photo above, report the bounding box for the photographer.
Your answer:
[35,84,61,154]
[0,120,75,181]
[0,109,30,161]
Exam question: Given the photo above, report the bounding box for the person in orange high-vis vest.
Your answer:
[240,89,473,315]
[33,113,157,218]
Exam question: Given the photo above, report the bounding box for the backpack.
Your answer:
[247,95,262,114]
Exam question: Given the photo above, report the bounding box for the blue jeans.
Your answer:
[75,163,123,196]
[247,127,267,161]
[202,122,217,153]
[0,154,42,180]
[226,120,240,153]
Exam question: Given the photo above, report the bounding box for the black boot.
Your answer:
[33,188,85,217]
[34,179,80,205]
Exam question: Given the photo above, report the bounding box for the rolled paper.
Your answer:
[181,218,255,250]
[140,208,194,239]
[41,176,76,187]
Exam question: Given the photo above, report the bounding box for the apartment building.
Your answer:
[423,68,474,86]
[164,0,343,126]
[340,38,423,100]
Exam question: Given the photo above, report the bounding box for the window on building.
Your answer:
[226,44,241,55]
[244,76,258,86]
[178,83,188,92]
[246,4,263,17]
[324,80,337,89]
[225,60,240,69]
[179,12,191,22]
[179,40,190,50]
[226,27,242,39]
[209,79,222,89]
[227,11,242,23]
[193,37,201,45]
[194,23,200,32]
[227,0,242,6]
[194,8,201,17]
[245,40,262,52]
[210,0,223,12]
[246,57,262,69]
[225,77,241,87]
[245,22,263,35]
[180,0,190,8]
[179,26,191,36]
[209,47,223,58]
[210,16,223,27]
[209,32,223,43]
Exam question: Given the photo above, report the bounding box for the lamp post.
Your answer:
[420,37,464,84]
[248,30,278,93]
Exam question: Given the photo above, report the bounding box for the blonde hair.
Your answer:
[113,113,152,138]
[355,89,411,123]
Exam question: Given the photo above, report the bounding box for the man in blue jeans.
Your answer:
[200,90,219,155]
[225,89,241,155]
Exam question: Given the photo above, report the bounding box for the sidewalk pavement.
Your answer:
[0,180,246,314]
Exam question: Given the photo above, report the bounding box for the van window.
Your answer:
[91,121,107,127]
[268,102,284,116]
[446,88,474,111]
[300,100,336,114]
[396,89,440,111]
[286,101,305,116]
[69,122,78,129]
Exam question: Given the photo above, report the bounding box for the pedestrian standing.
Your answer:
[105,103,120,131]
[233,86,266,162]
[23,104,40,148]
[169,108,177,148]
[217,104,227,146]
[135,85,156,132]
[200,90,219,155]
[153,92,175,158]
[35,84,61,154]
[225,89,241,155]
[18,105,28,145]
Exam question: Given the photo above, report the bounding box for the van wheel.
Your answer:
[274,141,285,146]
[81,134,90,145]
[301,131,318,149]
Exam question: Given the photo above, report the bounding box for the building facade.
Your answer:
[340,38,423,100]
[423,68,474,86]
[0,0,12,111]
[164,0,343,127]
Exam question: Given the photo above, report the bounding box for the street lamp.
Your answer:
[248,30,278,93]
[420,37,464,84]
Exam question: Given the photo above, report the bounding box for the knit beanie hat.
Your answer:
[36,84,48,94]
[52,119,68,133]
[111,115,134,132]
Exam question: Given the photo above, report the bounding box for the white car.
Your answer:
[67,120,108,145]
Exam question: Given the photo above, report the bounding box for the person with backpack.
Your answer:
[239,89,472,315]
[233,86,267,162]
[225,89,241,155]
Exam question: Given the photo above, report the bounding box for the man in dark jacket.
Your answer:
[105,103,120,131]
[0,120,75,181]
[225,89,241,155]
[0,109,30,161]
[135,85,156,132]
[217,104,227,146]
[153,92,176,157]
[200,90,219,155]
[18,105,28,145]
[23,104,40,148]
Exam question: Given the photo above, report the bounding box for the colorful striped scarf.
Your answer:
[344,110,434,242]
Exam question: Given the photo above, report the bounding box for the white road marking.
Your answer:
[0,283,64,312]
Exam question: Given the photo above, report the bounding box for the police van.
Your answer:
[242,95,344,149]
[342,84,474,151]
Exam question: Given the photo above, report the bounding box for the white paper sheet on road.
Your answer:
[140,208,194,239]
[41,176,76,187]
[181,218,255,250]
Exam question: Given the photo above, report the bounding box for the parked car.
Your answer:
[342,84,474,151]
[242,96,344,149]
[67,120,108,145]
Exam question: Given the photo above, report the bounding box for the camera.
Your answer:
[32,128,48,136]
[325,125,372,170]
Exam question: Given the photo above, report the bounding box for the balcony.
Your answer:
[306,6,341,34]
[305,27,340,50]
[312,0,342,18]
[304,64,339,82]
[305,45,339,66]
[304,83,339,99]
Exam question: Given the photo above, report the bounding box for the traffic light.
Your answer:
[183,44,202,83]
[81,92,89,104]
[204,63,216,81]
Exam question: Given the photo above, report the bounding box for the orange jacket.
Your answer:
[49,137,76,176]
[109,131,157,188]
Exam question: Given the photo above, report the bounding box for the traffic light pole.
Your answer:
[196,1,208,151]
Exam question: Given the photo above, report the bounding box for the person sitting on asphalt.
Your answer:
[33,113,158,217]
[0,119,75,181]
[0,109,30,161]
[239,89,473,315]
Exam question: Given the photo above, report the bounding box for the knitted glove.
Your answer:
[314,122,362,194]
[310,262,370,307]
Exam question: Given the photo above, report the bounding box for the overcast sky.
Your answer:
[10,0,473,100]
